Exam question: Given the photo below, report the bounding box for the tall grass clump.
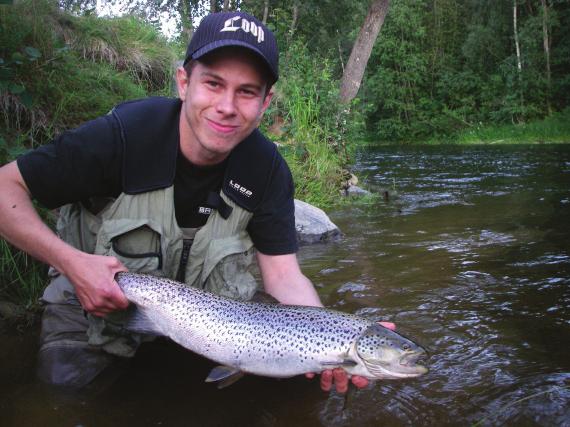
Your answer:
[266,41,364,208]
[0,239,45,311]
[280,85,344,208]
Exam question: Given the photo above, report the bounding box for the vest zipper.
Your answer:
[176,239,193,282]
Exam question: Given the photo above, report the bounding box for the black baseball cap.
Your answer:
[184,12,279,83]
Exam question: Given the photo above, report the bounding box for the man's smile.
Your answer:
[206,118,239,134]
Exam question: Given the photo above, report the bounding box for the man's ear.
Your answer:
[176,67,189,100]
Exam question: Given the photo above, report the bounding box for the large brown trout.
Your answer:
[115,272,428,385]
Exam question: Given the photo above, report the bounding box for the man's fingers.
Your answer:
[379,321,396,331]
[320,369,333,392]
[351,375,369,389]
[110,286,130,309]
[333,368,349,394]
[79,286,129,315]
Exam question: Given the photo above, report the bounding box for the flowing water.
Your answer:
[1,144,569,426]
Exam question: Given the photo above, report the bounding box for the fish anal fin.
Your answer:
[205,365,245,389]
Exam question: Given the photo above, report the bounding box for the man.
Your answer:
[0,11,388,392]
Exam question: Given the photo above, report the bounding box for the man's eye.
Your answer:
[206,81,220,88]
[240,89,257,96]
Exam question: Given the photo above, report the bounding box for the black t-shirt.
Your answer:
[17,112,298,255]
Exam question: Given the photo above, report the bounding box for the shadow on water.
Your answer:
[1,144,570,426]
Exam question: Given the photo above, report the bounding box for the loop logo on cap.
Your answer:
[220,16,265,44]
[184,12,279,83]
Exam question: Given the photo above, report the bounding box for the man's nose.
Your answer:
[215,91,237,115]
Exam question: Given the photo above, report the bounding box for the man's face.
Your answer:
[177,48,273,166]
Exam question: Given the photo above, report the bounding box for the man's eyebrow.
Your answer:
[199,70,223,80]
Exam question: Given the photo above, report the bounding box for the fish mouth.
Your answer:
[399,349,428,368]
[361,350,428,379]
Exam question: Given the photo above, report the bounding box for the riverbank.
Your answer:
[429,109,570,145]
[362,109,570,146]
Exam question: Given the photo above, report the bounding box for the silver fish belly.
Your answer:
[115,272,428,381]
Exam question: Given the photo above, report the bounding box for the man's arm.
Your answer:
[0,161,128,316]
[256,252,322,306]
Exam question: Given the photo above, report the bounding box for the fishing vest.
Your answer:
[50,97,280,356]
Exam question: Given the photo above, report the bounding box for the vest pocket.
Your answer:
[105,224,162,273]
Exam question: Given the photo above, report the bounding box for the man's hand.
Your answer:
[306,321,396,393]
[63,252,129,317]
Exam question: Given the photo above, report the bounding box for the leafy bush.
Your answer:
[0,0,177,164]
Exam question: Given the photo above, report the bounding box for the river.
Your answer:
[1,144,569,426]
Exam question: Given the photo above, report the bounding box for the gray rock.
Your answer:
[345,185,371,196]
[294,199,341,245]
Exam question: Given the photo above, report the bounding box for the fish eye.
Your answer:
[402,343,410,351]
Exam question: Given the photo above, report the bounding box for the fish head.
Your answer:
[351,323,428,379]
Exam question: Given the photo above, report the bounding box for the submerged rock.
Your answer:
[294,199,341,245]
[345,185,371,196]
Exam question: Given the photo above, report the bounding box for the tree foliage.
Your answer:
[17,0,570,144]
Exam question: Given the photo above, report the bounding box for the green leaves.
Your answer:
[0,46,43,108]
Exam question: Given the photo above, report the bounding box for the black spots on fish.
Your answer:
[358,334,390,357]
[121,272,376,373]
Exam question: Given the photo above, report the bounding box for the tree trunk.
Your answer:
[210,0,216,13]
[513,0,522,73]
[179,0,194,43]
[339,0,390,103]
[540,0,552,113]
[263,0,269,25]
[513,0,525,122]
[223,0,230,11]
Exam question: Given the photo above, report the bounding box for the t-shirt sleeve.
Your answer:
[16,114,123,209]
[247,154,298,255]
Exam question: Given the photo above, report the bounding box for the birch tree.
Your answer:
[540,0,552,113]
[339,0,390,103]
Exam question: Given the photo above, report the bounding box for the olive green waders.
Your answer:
[37,189,258,388]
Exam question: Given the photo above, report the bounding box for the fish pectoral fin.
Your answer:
[321,359,357,368]
[205,366,245,389]
[122,307,162,335]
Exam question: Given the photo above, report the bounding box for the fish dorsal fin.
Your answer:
[122,307,162,335]
[205,366,245,389]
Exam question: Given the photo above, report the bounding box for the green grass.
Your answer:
[428,109,570,145]
[0,239,46,310]
[277,84,345,209]
[0,0,177,160]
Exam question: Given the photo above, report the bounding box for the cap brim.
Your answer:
[190,40,278,82]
